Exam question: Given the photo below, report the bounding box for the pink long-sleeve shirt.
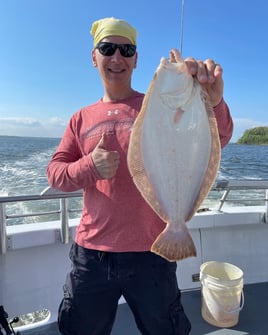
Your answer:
[47,92,233,252]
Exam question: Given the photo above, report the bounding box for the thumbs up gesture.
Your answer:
[91,134,120,179]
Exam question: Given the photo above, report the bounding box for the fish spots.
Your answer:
[173,108,184,124]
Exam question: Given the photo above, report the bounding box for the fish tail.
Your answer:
[151,224,197,262]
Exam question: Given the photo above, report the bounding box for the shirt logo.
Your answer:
[107,109,119,116]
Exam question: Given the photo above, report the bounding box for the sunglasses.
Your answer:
[95,42,137,58]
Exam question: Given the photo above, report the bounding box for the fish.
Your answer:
[127,49,221,262]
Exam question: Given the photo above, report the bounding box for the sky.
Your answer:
[0,0,267,142]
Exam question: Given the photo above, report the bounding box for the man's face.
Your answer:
[92,36,137,87]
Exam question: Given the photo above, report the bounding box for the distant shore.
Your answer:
[236,126,268,145]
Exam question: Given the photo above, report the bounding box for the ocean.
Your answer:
[1,136,268,224]
[0,136,60,196]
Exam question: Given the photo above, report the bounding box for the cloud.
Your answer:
[0,117,67,138]
[1,117,41,127]
[1,116,266,141]
[43,117,67,129]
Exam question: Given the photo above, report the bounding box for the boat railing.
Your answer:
[1,180,268,254]
[0,187,82,254]
[213,179,268,211]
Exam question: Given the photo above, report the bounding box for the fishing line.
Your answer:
[180,0,185,55]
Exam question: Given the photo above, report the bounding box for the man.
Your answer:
[47,17,233,335]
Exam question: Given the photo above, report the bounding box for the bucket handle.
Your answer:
[228,289,244,314]
[204,283,245,314]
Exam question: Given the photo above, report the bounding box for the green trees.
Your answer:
[237,127,268,145]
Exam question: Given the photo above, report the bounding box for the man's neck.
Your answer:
[102,87,135,103]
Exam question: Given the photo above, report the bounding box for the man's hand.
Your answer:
[170,48,224,107]
[91,133,120,179]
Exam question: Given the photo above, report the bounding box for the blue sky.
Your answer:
[0,0,267,141]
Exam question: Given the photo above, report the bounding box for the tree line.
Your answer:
[237,126,268,145]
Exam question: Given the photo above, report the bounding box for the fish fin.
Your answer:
[151,224,196,262]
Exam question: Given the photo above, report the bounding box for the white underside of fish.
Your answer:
[127,56,221,262]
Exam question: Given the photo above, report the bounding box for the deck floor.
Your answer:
[19,282,267,335]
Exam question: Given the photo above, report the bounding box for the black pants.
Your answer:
[58,243,191,335]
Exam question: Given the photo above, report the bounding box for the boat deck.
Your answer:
[20,282,267,335]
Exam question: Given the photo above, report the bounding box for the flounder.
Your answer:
[127,49,221,262]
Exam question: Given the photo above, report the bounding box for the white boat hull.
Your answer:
[1,206,267,328]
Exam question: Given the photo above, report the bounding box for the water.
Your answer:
[1,136,268,224]
[219,144,268,180]
[0,136,60,196]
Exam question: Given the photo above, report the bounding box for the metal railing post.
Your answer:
[217,190,230,211]
[0,203,7,254]
[60,198,69,244]
[265,189,268,223]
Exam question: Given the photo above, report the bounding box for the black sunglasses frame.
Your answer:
[95,42,137,58]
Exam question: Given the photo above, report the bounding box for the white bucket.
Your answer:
[200,261,244,328]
